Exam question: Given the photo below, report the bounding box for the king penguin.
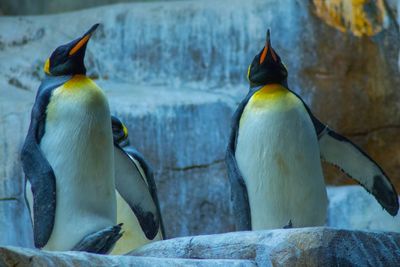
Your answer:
[21,24,122,253]
[109,116,164,254]
[226,30,399,231]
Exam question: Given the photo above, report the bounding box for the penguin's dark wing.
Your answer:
[293,90,399,216]
[21,75,72,248]
[114,145,160,239]
[318,128,399,216]
[225,92,254,231]
[123,146,165,238]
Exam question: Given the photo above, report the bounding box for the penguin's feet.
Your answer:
[71,223,124,254]
[282,220,293,229]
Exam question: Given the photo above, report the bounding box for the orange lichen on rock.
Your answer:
[312,0,388,36]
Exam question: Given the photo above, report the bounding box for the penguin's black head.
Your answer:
[248,30,288,87]
[43,24,99,76]
[111,115,129,146]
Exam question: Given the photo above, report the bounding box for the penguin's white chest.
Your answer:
[39,75,116,250]
[235,85,328,229]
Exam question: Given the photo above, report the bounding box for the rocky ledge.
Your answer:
[0,247,253,267]
[1,228,398,267]
[131,227,400,266]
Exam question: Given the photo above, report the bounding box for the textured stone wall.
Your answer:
[0,0,399,246]
[0,0,179,15]
[1,0,399,189]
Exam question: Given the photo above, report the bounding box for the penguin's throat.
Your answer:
[252,84,289,102]
[63,75,93,91]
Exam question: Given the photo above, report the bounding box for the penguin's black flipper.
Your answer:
[226,90,257,231]
[292,89,399,216]
[114,145,160,239]
[123,146,166,238]
[72,224,123,254]
[318,128,399,216]
[21,75,72,248]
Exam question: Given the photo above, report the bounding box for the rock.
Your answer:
[0,246,256,267]
[327,185,400,232]
[0,0,178,16]
[1,228,399,267]
[0,85,34,247]
[312,0,390,37]
[1,0,400,247]
[131,227,400,266]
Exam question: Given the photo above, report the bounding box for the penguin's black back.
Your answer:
[21,75,72,248]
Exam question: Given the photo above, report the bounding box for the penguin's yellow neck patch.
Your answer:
[240,84,301,127]
[63,75,94,91]
[48,74,106,118]
[251,84,288,102]
[244,84,298,113]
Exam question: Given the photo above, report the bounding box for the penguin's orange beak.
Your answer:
[259,29,278,64]
[69,23,99,56]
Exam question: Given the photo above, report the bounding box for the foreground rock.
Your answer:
[1,228,398,266]
[131,227,400,266]
[0,247,255,267]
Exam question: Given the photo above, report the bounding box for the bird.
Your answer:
[110,115,165,254]
[226,30,399,231]
[21,24,123,254]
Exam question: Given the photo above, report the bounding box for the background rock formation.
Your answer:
[0,0,399,246]
[0,0,179,15]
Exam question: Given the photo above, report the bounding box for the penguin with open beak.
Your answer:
[110,116,164,254]
[226,30,399,231]
[22,24,123,254]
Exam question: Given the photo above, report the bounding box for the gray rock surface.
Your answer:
[0,0,179,15]
[1,0,400,247]
[131,227,400,267]
[327,185,400,232]
[0,246,255,267]
[0,88,34,248]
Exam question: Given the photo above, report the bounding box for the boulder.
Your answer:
[0,246,255,267]
[327,186,400,232]
[0,0,400,246]
[131,227,400,267]
[1,228,398,267]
